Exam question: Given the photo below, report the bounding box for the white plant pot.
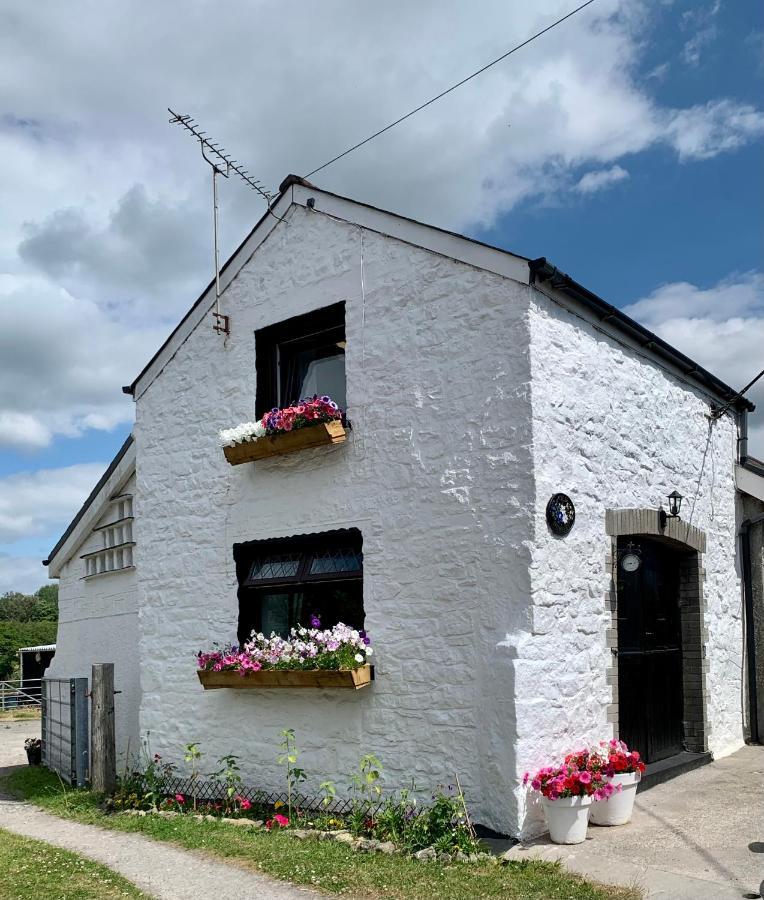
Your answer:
[590,772,641,826]
[541,795,592,844]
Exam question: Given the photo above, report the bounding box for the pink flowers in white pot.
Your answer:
[523,760,618,844]
[524,740,645,843]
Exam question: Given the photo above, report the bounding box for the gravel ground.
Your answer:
[0,722,316,900]
[0,720,40,768]
[0,795,319,900]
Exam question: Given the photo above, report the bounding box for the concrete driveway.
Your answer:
[507,744,764,899]
[0,718,40,770]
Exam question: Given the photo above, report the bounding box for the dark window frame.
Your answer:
[255,302,346,419]
[233,529,363,644]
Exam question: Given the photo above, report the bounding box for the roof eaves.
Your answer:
[43,434,135,567]
[529,258,756,413]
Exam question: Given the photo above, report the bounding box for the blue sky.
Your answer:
[0,0,762,592]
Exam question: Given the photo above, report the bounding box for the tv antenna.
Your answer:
[168,108,280,337]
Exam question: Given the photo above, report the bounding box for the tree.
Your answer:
[0,621,57,679]
[0,585,59,678]
[0,584,58,622]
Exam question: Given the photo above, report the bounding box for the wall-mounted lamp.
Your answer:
[659,490,683,529]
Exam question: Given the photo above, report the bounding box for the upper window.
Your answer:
[255,302,346,418]
[233,529,363,645]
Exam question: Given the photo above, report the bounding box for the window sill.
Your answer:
[197,664,371,690]
[223,421,346,466]
[81,565,136,580]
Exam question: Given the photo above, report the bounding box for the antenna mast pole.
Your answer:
[168,108,279,338]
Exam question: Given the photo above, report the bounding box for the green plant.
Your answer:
[183,742,202,810]
[319,779,337,809]
[209,754,243,804]
[400,784,480,854]
[348,753,383,833]
[277,729,306,821]
[138,736,177,810]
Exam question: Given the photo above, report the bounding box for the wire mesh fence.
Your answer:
[41,677,89,786]
[148,774,390,818]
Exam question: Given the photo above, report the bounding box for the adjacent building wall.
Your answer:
[46,473,140,763]
[517,288,743,836]
[134,206,536,834]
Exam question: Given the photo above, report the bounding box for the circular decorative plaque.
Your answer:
[546,493,575,536]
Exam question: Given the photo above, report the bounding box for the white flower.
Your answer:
[218,419,266,447]
[365,647,373,656]
[354,653,364,663]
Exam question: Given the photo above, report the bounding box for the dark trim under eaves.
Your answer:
[43,434,135,567]
[529,258,755,413]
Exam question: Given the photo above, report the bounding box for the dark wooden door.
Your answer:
[617,539,683,763]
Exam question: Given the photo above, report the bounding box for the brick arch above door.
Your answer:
[605,508,706,554]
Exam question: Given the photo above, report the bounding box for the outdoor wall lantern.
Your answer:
[659,490,683,529]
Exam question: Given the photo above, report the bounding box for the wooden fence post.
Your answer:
[90,663,116,793]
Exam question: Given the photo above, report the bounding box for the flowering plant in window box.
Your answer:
[197,619,373,690]
[219,396,346,465]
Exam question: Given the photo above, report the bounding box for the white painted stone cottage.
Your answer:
[45,175,757,837]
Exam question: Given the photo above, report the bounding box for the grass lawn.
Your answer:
[0,707,41,721]
[2,767,639,900]
[0,826,146,899]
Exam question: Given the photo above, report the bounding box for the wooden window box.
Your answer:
[223,421,346,466]
[197,664,371,691]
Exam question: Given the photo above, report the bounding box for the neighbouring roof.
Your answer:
[121,174,754,416]
[18,645,56,653]
[43,434,135,568]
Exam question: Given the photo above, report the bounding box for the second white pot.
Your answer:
[589,772,641,826]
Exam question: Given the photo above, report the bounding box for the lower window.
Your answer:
[233,529,363,646]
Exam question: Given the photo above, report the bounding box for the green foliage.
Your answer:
[209,754,243,802]
[0,584,58,622]
[348,752,383,832]
[277,728,306,820]
[0,825,147,899]
[183,742,202,810]
[0,620,57,679]
[2,767,639,900]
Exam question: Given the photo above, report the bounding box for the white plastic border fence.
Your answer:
[41,677,89,786]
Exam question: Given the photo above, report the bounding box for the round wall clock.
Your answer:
[620,552,641,573]
[546,493,575,536]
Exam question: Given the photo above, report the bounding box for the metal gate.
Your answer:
[41,677,89,786]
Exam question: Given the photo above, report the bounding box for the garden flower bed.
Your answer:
[197,620,373,690]
[220,396,346,464]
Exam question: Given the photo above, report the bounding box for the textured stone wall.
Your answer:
[47,474,140,762]
[518,291,743,836]
[134,207,535,834]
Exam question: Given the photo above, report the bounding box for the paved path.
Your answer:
[0,718,40,766]
[507,744,764,900]
[0,722,316,900]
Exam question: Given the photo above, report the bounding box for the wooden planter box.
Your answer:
[223,420,346,465]
[198,665,372,691]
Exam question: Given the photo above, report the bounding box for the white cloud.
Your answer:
[0,553,50,595]
[574,165,629,194]
[0,1,761,450]
[0,463,106,544]
[0,275,163,448]
[681,0,721,67]
[624,272,764,453]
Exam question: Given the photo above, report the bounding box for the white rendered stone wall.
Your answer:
[134,206,535,834]
[515,291,743,836]
[47,474,140,763]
